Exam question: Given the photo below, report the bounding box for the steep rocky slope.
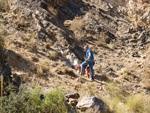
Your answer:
[1,0,150,112]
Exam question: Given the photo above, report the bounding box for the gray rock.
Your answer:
[76,96,106,112]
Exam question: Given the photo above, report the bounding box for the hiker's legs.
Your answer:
[89,64,94,79]
[87,68,91,78]
[85,69,88,77]
[81,60,88,75]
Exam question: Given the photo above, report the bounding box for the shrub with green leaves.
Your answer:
[0,85,67,113]
[42,88,67,113]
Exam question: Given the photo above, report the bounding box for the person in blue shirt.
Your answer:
[80,45,95,80]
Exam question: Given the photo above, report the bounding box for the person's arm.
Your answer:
[87,52,91,60]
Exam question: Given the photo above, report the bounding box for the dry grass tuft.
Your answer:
[47,6,58,16]
[61,68,77,77]
[70,17,84,41]
[96,32,106,46]
[0,0,9,12]
[36,61,49,76]
[49,51,59,60]
[106,82,127,100]
[105,81,150,113]
[37,65,43,76]
[70,17,84,31]
[127,94,144,113]
[87,84,96,96]
[27,33,37,51]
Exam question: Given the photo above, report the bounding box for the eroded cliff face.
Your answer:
[1,0,150,112]
[2,0,149,82]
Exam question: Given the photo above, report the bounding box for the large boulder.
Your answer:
[76,96,106,113]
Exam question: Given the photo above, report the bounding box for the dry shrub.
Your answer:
[96,32,107,46]
[70,17,84,41]
[49,51,59,60]
[17,18,28,28]
[61,68,77,77]
[0,0,9,12]
[27,33,37,51]
[127,94,144,113]
[37,65,43,76]
[106,82,126,99]
[47,5,58,16]
[70,17,84,31]
[37,61,49,76]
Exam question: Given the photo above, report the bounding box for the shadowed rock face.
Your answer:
[105,0,127,6]
[0,50,11,80]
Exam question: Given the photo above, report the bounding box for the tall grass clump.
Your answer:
[0,85,68,113]
[70,17,84,41]
[106,82,127,100]
[105,82,128,113]
[105,82,150,113]
[127,94,144,113]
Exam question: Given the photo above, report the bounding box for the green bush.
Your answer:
[0,85,67,113]
[42,88,67,113]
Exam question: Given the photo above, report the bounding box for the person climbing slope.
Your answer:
[80,45,95,80]
[78,64,91,78]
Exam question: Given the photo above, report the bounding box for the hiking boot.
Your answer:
[90,78,94,81]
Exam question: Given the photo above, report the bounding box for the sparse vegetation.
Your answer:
[0,0,9,12]
[27,33,37,51]
[88,84,95,96]
[37,61,49,76]
[127,94,144,113]
[61,68,77,77]
[40,61,49,73]
[70,17,85,41]
[105,82,150,113]
[49,51,59,60]
[97,32,106,46]
[37,65,43,76]
[106,82,126,99]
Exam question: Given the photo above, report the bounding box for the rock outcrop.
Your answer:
[77,96,106,113]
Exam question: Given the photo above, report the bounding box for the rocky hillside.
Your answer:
[0,0,150,112]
